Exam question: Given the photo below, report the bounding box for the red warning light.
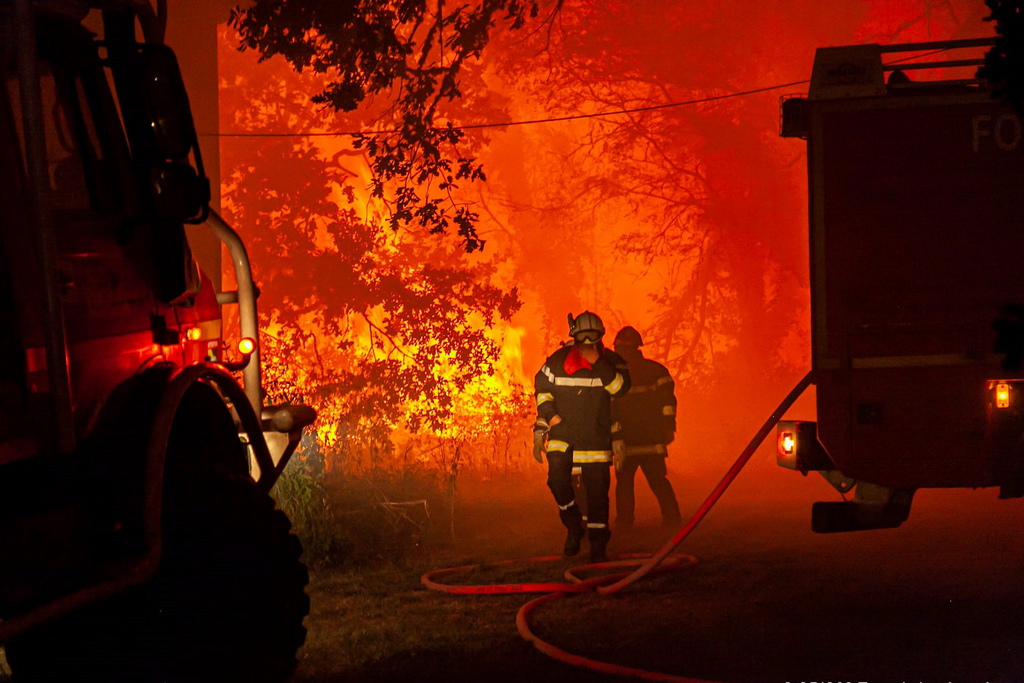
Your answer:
[185,327,202,341]
[238,337,255,355]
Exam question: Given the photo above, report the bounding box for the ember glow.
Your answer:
[217,1,992,475]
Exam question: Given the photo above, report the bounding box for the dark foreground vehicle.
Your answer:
[776,38,1024,532]
[0,1,314,680]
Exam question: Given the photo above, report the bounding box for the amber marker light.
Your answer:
[996,382,1010,409]
[186,327,202,341]
[238,337,256,356]
[778,430,796,458]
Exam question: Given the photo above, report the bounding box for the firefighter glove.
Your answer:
[532,429,546,463]
[612,440,625,471]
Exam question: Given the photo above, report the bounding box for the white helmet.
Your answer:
[568,311,605,344]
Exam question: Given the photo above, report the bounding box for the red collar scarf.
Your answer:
[564,345,594,375]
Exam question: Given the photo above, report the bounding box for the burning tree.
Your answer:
[219,29,530,483]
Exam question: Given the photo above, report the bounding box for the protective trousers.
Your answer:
[615,453,681,526]
[571,469,588,523]
[547,449,611,547]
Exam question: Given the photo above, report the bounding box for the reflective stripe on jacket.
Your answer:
[534,343,630,464]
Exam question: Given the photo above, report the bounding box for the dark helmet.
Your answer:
[613,326,644,347]
[568,311,605,344]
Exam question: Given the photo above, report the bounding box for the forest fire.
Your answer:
[4,3,1020,683]
[216,0,995,482]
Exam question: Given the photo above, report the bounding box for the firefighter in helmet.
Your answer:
[611,326,682,528]
[533,311,630,562]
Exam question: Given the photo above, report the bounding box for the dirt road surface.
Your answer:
[4,452,1017,682]
[293,454,1024,683]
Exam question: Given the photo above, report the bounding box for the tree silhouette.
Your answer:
[979,0,1024,110]
[228,0,555,252]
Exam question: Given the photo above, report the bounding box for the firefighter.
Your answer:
[533,311,630,562]
[611,326,682,528]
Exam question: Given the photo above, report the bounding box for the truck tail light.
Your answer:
[777,421,835,472]
[185,327,202,341]
[996,382,1010,409]
[778,430,796,457]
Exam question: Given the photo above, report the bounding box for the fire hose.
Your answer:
[421,372,812,681]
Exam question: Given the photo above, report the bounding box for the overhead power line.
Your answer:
[203,46,957,139]
[204,79,810,139]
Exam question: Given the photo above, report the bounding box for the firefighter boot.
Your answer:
[560,506,585,557]
[588,528,610,563]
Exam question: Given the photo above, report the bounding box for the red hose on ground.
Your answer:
[516,588,716,683]
[421,556,591,595]
[420,553,694,595]
[421,372,812,681]
[598,371,813,595]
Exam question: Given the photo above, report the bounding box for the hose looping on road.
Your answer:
[422,372,813,682]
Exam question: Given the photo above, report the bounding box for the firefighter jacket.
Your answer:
[534,343,631,464]
[611,354,676,457]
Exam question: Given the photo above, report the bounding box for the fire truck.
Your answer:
[1,1,315,680]
[775,37,1024,533]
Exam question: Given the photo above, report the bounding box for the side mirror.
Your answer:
[136,45,209,223]
[109,42,208,224]
[138,45,195,161]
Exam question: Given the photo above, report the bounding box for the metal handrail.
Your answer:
[205,210,262,414]
[878,37,996,53]
[885,58,987,72]
[880,37,996,79]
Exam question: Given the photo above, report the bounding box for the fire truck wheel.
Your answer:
[6,473,310,683]
[150,472,311,682]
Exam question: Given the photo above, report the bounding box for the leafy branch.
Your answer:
[229,0,551,251]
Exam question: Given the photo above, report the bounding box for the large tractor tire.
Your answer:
[7,381,310,683]
[148,472,310,682]
[7,473,310,683]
